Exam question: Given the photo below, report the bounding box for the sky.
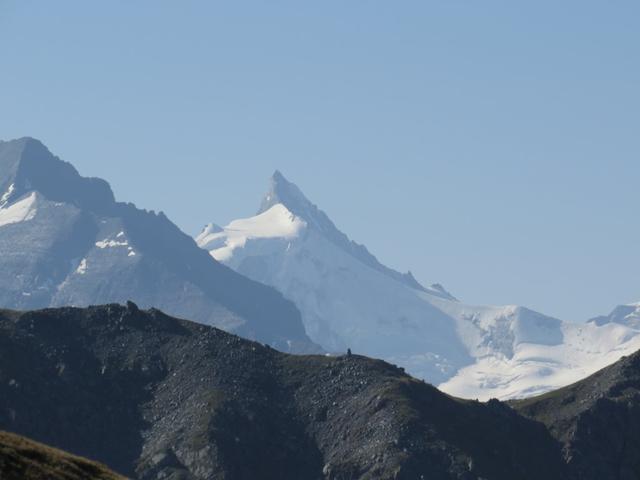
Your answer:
[1,1,639,322]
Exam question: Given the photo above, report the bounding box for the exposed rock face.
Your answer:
[0,138,317,352]
[2,305,640,479]
[0,305,570,480]
[0,429,124,480]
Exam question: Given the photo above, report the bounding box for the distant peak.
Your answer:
[254,171,440,293]
[258,170,314,218]
[0,137,115,212]
[0,136,41,148]
[199,222,224,236]
[272,169,286,182]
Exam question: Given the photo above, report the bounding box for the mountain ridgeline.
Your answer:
[2,137,638,401]
[1,137,639,479]
[259,171,433,293]
[197,170,640,399]
[0,305,639,479]
[0,138,317,352]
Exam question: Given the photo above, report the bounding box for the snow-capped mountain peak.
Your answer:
[198,171,640,400]
[258,170,312,215]
[258,170,354,249]
[0,138,317,352]
[255,171,445,295]
[0,137,115,213]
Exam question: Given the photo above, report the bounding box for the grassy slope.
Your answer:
[0,430,125,480]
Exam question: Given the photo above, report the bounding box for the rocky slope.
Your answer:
[0,304,574,480]
[197,171,640,399]
[3,304,640,479]
[514,350,640,480]
[0,138,316,352]
[0,430,124,480]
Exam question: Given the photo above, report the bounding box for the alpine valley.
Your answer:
[197,171,640,400]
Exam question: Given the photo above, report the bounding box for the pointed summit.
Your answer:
[0,138,317,352]
[0,138,43,199]
[255,170,436,293]
[0,137,115,212]
[259,170,362,247]
[259,170,317,219]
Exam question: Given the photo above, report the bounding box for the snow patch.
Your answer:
[0,192,38,228]
[76,258,88,274]
[0,183,15,206]
[95,239,129,249]
[196,204,306,262]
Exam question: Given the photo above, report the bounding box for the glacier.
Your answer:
[197,171,640,399]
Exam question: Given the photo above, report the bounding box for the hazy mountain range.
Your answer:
[0,137,317,353]
[1,137,640,479]
[0,137,638,400]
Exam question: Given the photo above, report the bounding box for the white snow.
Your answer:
[95,239,129,249]
[76,258,88,275]
[0,183,15,206]
[434,297,640,399]
[94,234,138,258]
[196,200,640,400]
[0,192,38,228]
[196,204,306,262]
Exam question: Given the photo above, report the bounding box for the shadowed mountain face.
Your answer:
[0,430,124,480]
[0,138,316,352]
[0,305,573,480]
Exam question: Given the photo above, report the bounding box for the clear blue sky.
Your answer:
[1,1,639,322]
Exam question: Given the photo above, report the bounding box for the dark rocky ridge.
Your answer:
[0,304,570,480]
[3,304,640,479]
[0,138,317,352]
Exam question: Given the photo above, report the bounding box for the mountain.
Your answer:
[513,349,640,479]
[0,430,124,480]
[0,138,317,352]
[0,304,578,479]
[197,171,640,399]
[589,302,640,329]
[258,171,449,296]
[4,304,640,479]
